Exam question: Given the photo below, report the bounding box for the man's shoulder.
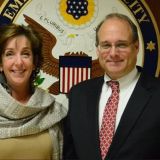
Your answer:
[139,70,160,90]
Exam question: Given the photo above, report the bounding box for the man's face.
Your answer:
[97,18,139,80]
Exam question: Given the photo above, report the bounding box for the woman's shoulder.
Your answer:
[34,86,68,115]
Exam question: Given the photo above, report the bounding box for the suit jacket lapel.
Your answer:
[86,77,104,159]
[107,73,152,158]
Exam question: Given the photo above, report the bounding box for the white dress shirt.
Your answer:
[99,67,140,131]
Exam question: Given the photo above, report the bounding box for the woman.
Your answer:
[0,23,67,160]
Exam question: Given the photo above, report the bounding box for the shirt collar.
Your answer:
[104,67,140,87]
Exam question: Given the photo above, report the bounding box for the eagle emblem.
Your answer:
[23,14,103,95]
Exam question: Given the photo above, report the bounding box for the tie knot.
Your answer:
[107,81,119,92]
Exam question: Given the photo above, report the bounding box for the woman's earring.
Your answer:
[0,69,5,83]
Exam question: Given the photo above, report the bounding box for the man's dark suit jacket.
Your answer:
[63,68,160,160]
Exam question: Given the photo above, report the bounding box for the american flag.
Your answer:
[59,56,92,93]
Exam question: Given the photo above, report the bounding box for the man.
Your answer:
[63,13,160,160]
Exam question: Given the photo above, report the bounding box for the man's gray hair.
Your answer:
[95,13,139,47]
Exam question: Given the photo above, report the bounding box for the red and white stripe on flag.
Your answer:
[59,56,92,94]
[60,67,91,93]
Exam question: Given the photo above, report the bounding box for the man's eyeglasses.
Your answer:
[98,41,133,53]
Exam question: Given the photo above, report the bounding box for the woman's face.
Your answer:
[1,35,35,88]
